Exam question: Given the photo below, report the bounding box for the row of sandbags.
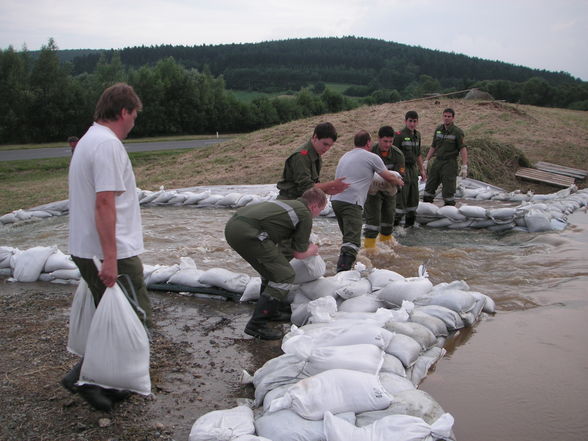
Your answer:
[188,260,494,441]
[2,182,586,229]
[416,187,588,232]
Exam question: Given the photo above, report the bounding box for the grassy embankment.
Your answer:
[1,98,587,215]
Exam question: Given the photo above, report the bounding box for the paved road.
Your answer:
[0,138,230,161]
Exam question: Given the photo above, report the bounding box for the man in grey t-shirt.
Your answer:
[331,130,404,272]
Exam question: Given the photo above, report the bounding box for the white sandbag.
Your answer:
[383,320,437,351]
[458,204,487,218]
[378,372,416,395]
[324,411,454,441]
[255,409,355,441]
[198,194,225,207]
[67,279,96,356]
[182,190,212,205]
[357,389,448,427]
[199,268,250,293]
[377,278,433,307]
[416,202,439,216]
[253,355,305,407]
[299,276,340,300]
[188,405,255,441]
[44,249,77,272]
[368,269,405,291]
[426,217,454,228]
[415,305,465,331]
[12,245,56,282]
[427,289,476,314]
[302,344,385,377]
[147,264,180,284]
[437,205,466,221]
[385,333,422,368]
[369,172,399,197]
[50,268,81,280]
[291,255,326,284]
[78,283,150,395]
[268,369,392,420]
[335,277,372,299]
[240,276,262,302]
[487,207,516,219]
[524,208,552,232]
[307,296,338,323]
[0,212,18,224]
[406,346,446,386]
[409,310,448,337]
[262,384,292,412]
[472,291,496,314]
[216,192,244,207]
[0,246,18,268]
[167,257,207,287]
[338,294,385,312]
[151,190,178,205]
[380,354,406,377]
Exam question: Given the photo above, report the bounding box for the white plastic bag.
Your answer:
[66,279,96,356]
[290,255,326,284]
[188,405,256,441]
[78,283,151,395]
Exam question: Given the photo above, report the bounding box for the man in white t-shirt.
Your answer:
[331,130,404,272]
[62,83,150,411]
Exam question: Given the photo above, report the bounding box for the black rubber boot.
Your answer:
[423,196,434,203]
[78,385,114,412]
[244,294,283,340]
[444,200,456,206]
[268,300,291,322]
[394,216,402,227]
[61,360,83,394]
[336,252,356,273]
[405,211,416,227]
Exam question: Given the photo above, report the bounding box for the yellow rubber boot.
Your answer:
[378,234,397,246]
[363,237,377,250]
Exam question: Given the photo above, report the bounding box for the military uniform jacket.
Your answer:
[277,140,321,199]
[372,141,405,174]
[233,198,313,253]
[431,124,464,160]
[393,127,421,167]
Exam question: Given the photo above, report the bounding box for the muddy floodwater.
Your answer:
[2,201,588,441]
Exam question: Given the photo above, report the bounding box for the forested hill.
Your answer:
[67,36,579,92]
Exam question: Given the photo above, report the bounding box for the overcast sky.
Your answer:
[1,0,587,81]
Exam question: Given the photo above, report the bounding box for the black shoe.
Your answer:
[336,252,356,273]
[61,360,83,394]
[267,300,291,322]
[78,385,114,412]
[244,322,282,340]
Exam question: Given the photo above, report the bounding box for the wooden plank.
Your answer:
[515,167,575,188]
[534,161,587,180]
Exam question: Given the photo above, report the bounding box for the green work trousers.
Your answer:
[332,200,363,257]
[423,158,458,205]
[364,192,396,238]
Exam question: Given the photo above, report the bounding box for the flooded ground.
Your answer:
[1,201,587,441]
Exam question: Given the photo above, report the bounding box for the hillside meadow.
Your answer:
[1,98,587,215]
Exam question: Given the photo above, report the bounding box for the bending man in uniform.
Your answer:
[422,108,468,206]
[332,130,404,272]
[393,111,427,227]
[63,83,152,411]
[277,122,349,200]
[363,125,405,250]
[225,187,328,340]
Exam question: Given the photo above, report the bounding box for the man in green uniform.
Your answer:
[363,126,405,249]
[393,111,427,227]
[277,122,349,200]
[224,187,327,340]
[423,108,468,206]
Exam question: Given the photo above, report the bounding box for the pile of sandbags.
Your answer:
[188,263,494,440]
[0,245,80,283]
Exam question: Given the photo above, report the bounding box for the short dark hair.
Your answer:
[313,122,338,141]
[94,82,143,122]
[443,108,455,117]
[378,126,395,138]
[354,130,371,147]
[405,110,419,120]
[67,136,79,143]
[301,187,327,209]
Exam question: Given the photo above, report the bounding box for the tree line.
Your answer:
[1,37,587,144]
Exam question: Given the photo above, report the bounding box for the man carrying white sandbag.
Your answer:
[62,83,151,411]
[331,130,404,272]
[225,188,327,340]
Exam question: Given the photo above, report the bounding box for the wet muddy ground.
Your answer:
[0,281,282,441]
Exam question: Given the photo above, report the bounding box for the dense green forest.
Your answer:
[2,36,587,144]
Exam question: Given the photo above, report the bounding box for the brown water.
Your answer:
[2,204,587,441]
